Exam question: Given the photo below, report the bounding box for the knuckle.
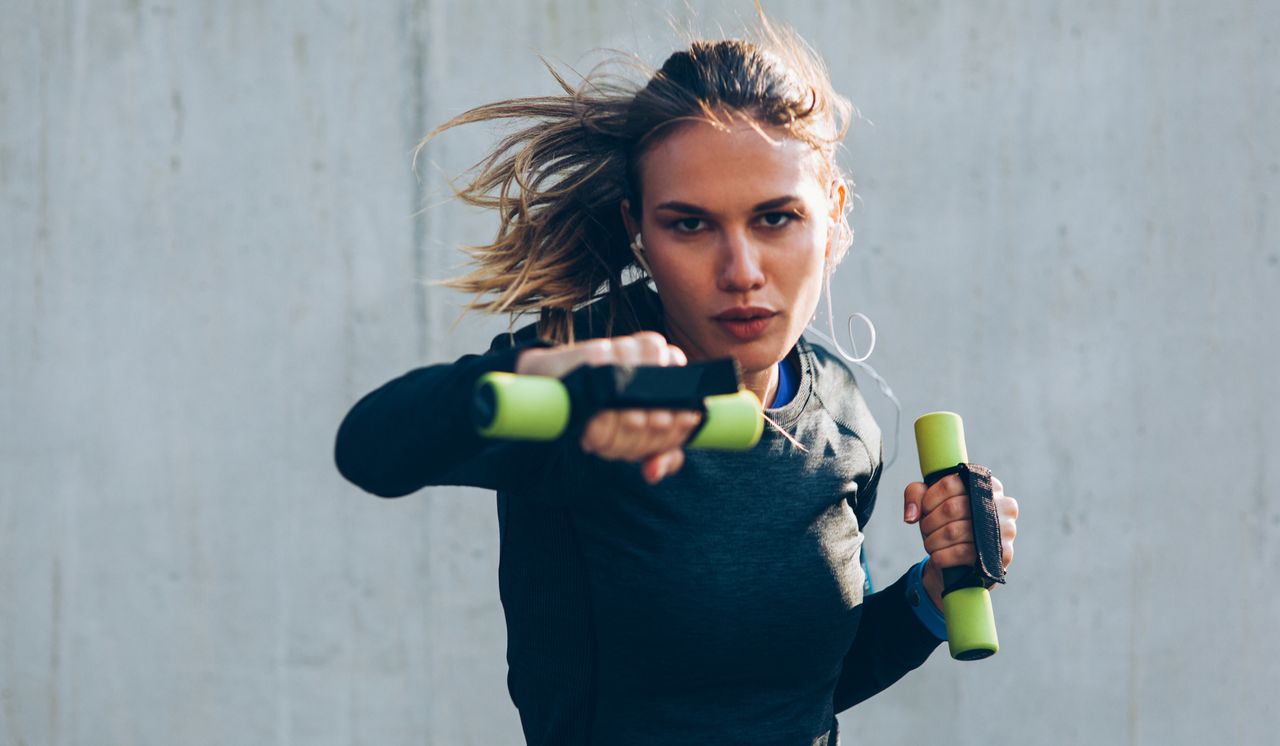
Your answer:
[946,521,972,543]
[648,409,674,430]
[620,409,646,432]
[632,331,666,346]
[582,436,612,459]
[633,331,666,354]
[580,418,602,445]
[582,340,612,366]
[584,416,618,456]
[613,335,639,357]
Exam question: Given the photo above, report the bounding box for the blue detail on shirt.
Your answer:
[906,557,948,640]
[772,355,798,408]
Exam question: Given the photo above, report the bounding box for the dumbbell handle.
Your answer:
[915,411,1000,661]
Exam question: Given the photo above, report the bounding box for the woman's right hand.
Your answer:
[515,331,702,484]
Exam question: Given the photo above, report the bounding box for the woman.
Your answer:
[335,19,1017,746]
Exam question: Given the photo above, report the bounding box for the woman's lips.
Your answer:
[713,309,778,340]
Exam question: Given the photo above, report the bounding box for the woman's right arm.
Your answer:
[333,336,543,497]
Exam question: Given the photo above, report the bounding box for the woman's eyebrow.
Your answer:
[752,195,802,211]
[654,195,802,214]
[654,200,710,215]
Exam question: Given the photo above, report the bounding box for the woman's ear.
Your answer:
[620,199,639,238]
[620,198,654,276]
[827,179,847,229]
[826,179,850,262]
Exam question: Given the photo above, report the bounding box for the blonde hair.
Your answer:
[418,16,854,343]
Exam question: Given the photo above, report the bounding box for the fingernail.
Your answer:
[905,504,919,522]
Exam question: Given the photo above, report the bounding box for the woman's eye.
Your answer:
[760,212,793,228]
[673,218,706,233]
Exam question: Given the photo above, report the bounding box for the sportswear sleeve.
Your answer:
[333,334,565,497]
[831,569,944,713]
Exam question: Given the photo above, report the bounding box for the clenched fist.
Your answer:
[516,331,701,484]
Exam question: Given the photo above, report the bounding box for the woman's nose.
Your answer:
[716,230,766,293]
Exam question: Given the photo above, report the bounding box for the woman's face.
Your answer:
[627,118,844,376]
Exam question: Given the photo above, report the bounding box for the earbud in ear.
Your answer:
[629,232,652,275]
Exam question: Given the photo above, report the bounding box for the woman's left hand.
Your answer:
[903,474,1018,610]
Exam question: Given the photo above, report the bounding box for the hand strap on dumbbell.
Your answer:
[923,462,1006,591]
[558,358,742,438]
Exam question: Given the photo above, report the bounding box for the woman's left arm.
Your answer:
[832,568,945,711]
[832,473,1019,712]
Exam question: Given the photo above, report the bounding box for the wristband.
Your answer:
[906,557,948,641]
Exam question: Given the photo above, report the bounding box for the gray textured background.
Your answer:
[3,1,1277,744]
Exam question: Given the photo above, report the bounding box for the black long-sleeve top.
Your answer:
[334,282,941,745]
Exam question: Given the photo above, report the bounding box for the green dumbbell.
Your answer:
[915,411,1000,661]
[474,365,764,451]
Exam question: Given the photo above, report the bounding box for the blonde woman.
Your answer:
[336,20,1017,746]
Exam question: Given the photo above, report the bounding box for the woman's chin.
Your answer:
[720,339,792,376]
[674,324,793,373]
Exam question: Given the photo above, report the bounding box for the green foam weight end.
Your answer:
[474,372,570,441]
[942,586,999,660]
[915,411,969,478]
[688,390,763,451]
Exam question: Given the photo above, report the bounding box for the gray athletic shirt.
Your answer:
[334,282,942,744]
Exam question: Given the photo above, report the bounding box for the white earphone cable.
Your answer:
[805,268,903,469]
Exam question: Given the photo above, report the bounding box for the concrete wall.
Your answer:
[3,1,1276,743]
